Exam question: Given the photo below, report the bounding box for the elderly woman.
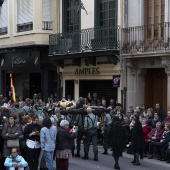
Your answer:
[2,113,20,158]
[149,123,170,161]
[56,120,77,170]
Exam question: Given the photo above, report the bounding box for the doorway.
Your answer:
[65,80,74,100]
[145,68,167,112]
[79,80,117,103]
[30,73,41,98]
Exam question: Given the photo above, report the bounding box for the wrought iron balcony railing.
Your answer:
[42,21,52,30]
[49,26,120,56]
[121,22,170,54]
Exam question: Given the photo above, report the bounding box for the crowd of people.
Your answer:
[0,92,169,170]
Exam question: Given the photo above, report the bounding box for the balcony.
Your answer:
[121,22,170,55]
[42,21,52,30]
[49,26,120,56]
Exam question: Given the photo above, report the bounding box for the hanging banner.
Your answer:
[113,75,120,88]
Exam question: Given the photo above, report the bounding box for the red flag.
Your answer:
[10,73,16,104]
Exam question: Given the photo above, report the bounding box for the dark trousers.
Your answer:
[149,141,168,158]
[144,141,150,154]
[76,127,84,151]
[103,125,111,150]
[83,129,98,154]
[56,158,69,170]
[27,147,41,170]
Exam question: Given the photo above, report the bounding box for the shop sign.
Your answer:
[113,75,120,88]
[75,67,100,75]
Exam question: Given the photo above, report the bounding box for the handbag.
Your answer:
[7,139,19,148]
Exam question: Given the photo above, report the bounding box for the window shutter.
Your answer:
[42,0,51,21]
[17,0,33,24]
[0,0,8,28]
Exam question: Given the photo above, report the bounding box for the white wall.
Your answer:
[81,0,94,29]
[128,0,144,27]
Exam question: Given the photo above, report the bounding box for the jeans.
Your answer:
[8,167,24,170]
[43,151,54,170]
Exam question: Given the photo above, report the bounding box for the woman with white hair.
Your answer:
[55,120,77,170]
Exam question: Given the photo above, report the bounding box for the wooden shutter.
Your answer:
[0,0,8,28]
[42,0,51,21]
[17,0,33,24]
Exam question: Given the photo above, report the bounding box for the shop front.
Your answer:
[59,57,121,104]
[0,47,56,101]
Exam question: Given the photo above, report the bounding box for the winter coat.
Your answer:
[56,127,76,150]
[131,120,145,158]
[2,123,20,157]
[4,155,28,167]
[110,117,126,157]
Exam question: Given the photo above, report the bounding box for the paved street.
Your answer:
[66,146,170,170]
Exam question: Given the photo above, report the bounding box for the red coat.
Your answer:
[147,128,164,141]
[162,117,170,126]
[142,125,150,140]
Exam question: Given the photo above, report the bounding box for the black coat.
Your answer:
[131,121,145,159]
[110,117,126,157]
[56,127,76,150]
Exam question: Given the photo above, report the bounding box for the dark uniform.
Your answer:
[102,113,112,154]
[82,113,99,161]
[75,114,84,157]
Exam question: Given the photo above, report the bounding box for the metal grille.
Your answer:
[49,26,120,55]
[79,80,117,103]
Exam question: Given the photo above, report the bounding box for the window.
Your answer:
[145,0,165,39]
[17,0,33,32]
[0,0,8,35]
[64,0,80,32]
[42,0,52,30]
[99,0,116,27]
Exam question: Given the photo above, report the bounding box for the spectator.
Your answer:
[162,110,170,126]
[40,117,57,170]
[24,115,41,170]
[2,113,20,159]
[56,120,77,170]
[141,118,150,156]
[146,108,154,128]
[148,122,164,159]
[150,112,161,129]
[148,123,170,161]
[155,103,166,121]
[4,148,28,170]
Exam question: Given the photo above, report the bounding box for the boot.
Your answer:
[82,153,89,160]
[75,150,80,157]
[114,157,120,169]
[166,155,170,163]
[94,154,98,161]
[102,149,108,155]
[133,152,140,165]
[131,154,136,163]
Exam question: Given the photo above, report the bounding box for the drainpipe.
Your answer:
[124,0,128,114]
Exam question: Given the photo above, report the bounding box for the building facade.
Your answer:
[121,0,170,111]
[49,0,123,104]
[0,0,60,101]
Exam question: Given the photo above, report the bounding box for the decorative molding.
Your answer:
[161,56,170,76]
